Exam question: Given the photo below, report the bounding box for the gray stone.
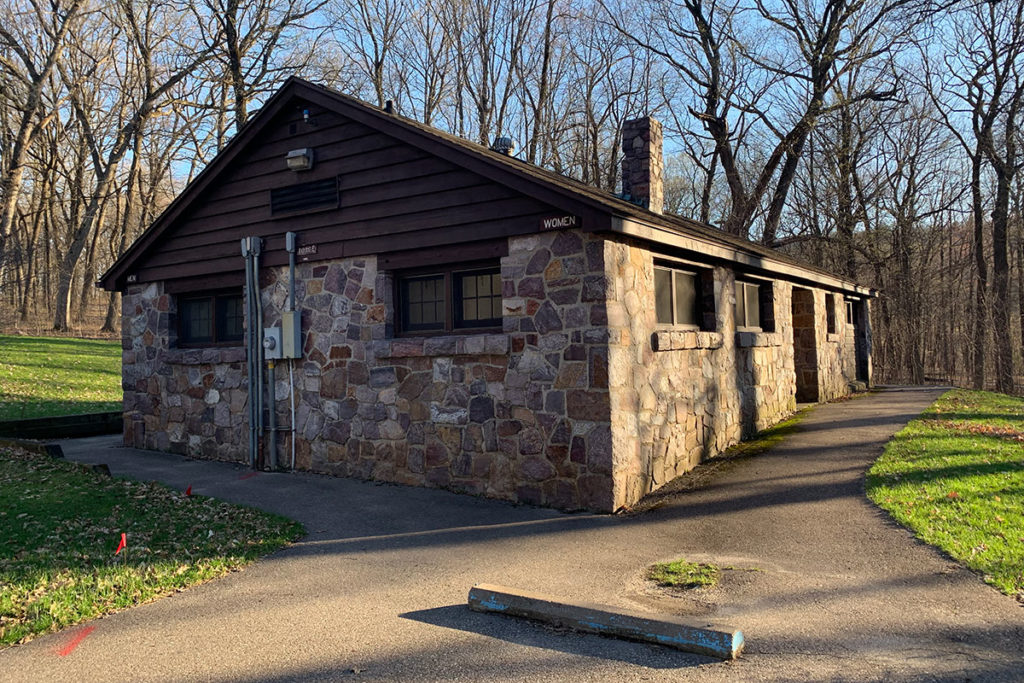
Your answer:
[469,396,495,423]
[533,301,563,334]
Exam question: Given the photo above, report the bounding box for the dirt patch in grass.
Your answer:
[0,446,304,646]
[867,389,1024,601]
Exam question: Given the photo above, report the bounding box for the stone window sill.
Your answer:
[827,332,841,343]
[652,330,723,352]
[374,333,509,359]
[736,331,783,348]
[164,347,246,365]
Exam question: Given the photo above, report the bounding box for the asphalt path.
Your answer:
[2,386,1021,681]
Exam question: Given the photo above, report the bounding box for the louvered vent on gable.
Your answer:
[270,177,339,215]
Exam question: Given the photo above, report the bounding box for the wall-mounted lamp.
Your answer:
[286,148,314,172]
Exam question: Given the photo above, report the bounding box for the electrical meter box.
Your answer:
[281,311,302,359]
[262,327,282,360]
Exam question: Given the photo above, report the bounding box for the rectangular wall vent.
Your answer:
[271,177,338,215]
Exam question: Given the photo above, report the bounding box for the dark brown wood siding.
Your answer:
[130,99,582,291]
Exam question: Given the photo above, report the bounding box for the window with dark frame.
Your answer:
[826,293,837,334]
[397,263,502,334]
[734,280,761,329]
[734,278,774,331]
[654,266,699,327]
[177,291,244,346]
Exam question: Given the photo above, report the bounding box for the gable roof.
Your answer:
[99,77,874,296]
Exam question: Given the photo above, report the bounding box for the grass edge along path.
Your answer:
[866,388,1024,601]
[0,445,304,646]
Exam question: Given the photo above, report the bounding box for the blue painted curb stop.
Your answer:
[468,583,744,660]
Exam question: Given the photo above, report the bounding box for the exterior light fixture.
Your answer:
[286,148,314,171]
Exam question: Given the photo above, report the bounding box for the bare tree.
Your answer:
[0,0,84,286]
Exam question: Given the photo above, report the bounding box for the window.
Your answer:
[397,264,502,334]
[734,280,760,329]
[826,293,837,334]
[734,279,774,331]
[177,291,244,345]
[846,300,855,326]
[655,266,700,327]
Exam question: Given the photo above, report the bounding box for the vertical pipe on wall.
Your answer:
[267,359,277,470]
[286,231,298,472]
[253,239,265,468]
[289,359,296,471]
[242,237,257,469]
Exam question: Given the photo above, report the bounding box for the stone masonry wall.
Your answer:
[121,283,248,459]
[604,239,799,510]
[121,231,863,513]
[254,228,616,510]
[817,290,857,401]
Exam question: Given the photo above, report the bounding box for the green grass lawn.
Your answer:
[867,389,1024,600]
[0,335,122,420]
[0,445,304,646]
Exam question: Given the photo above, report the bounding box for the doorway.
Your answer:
[792,287,819,402]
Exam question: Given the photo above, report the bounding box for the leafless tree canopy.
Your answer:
[0,0,1020,392]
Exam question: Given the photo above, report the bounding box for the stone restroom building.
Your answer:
[100,78,873,512]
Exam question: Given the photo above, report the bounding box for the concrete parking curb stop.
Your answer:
[0,437,63,458]
[468,583,744,660]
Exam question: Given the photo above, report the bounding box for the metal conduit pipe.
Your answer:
[267,360,277,470]
[286,232,298,472]
[253,239,265,468]
[241,238,257,469]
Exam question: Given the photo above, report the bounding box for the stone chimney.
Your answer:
[620,116,664,214]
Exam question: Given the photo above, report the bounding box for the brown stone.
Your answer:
[517,277,545,299]
[577,474,613,512]
[519,428,545,455]
[321,367,347,398]
[566,390,609,421]
[589,348,608,388]
[543,259,563,281]
[520,456,555,481]
[424,440,448,468]
[398,371,431,400]
[329,345,352,360]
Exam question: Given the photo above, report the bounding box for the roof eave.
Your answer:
[610,216,877,297]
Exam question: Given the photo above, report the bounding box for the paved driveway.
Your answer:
[2,387,1021,681]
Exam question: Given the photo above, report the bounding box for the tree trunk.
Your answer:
[970,152,988,389]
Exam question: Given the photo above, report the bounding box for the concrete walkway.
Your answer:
[2,387,1021,681]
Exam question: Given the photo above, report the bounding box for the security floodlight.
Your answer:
[286,148,314,171]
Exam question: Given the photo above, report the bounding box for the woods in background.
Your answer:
[0,0,1021,393]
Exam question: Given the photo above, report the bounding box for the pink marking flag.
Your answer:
[114,533,126,555]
